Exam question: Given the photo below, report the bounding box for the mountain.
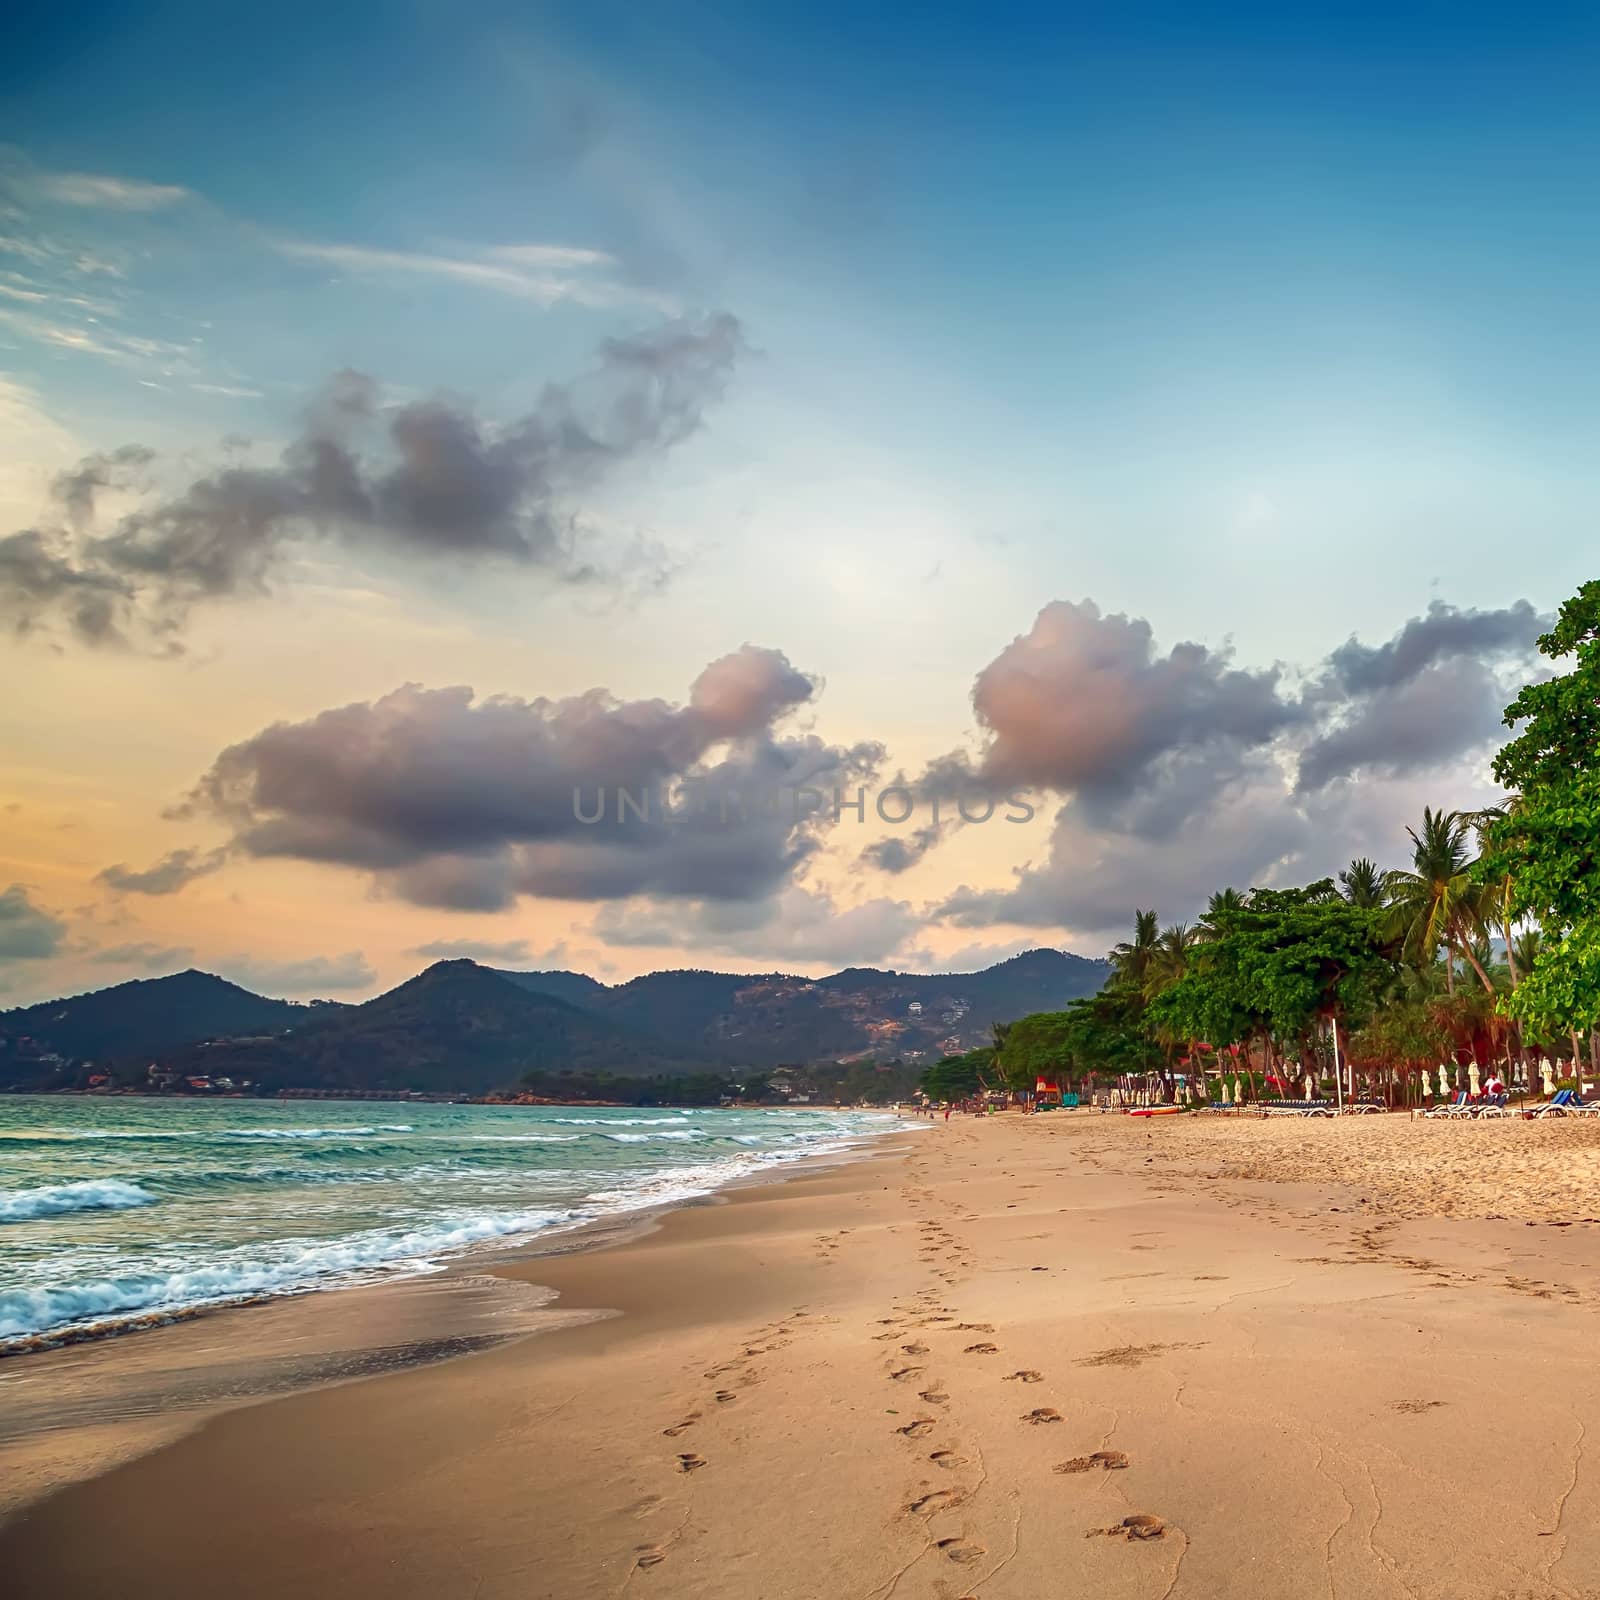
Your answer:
[1,948,1109,1097]
[150,961,707,1095]
[0,970,311,1086]
[494,948,1109,1067]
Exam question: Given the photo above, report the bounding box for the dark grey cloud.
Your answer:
[0,884,67,960]
[1293,601,1548,791]
[1322,600,1546,695]
[176,646,879,913]
[860,821,944,874]
[1295,657,1510,793]
[1,315,743,646]
[0,528,134,644]
[51,444,154,529]
[96,846,227,896]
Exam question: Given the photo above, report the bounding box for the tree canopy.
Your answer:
[1485,580,1600,1035]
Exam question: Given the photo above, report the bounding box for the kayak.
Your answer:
[1126,1105,1182,1117]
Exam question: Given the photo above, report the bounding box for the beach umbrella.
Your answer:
[1437,1064,1449,1098]
[1221,1079,1231,1106]
[1304,1072,1314,1101]
[1234,1075,1245,1103]
[1543,1061,1557,1096]
[1468,1063,1481,1099]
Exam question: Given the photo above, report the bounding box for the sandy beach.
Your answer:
[8,1109,1600,1599]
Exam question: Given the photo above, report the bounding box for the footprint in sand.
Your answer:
[930,1450,969,1469]
[901,1342,930,1355]
[920,1390,950,1405]
[714,1390,738,1404]
[953,1323,994,1333]
[937,1538,986,1564]
[963,1342,1000,1354]
[675,1454,707,1473]
[1055,1451,1129,1473]
[1087,1514,1167,1541]
[1003,1370,1043,1383]
[635,1545,670,1569]
[889,1367,924,1381]
[1021,1407,1064,1425]
[909,1488,967,1515]
[662,1413,700,1437]
[897,1419,937,1438]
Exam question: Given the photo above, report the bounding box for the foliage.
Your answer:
[1485,580,1600,1033]
[919,1049,995,1101]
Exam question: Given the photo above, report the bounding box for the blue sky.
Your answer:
[1,2,1595,1001]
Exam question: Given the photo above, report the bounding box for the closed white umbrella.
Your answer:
[1437,1064,1449,1099]
[1468,1063,1481,1099]
[1221,1079,1231,1106]
[1543,1061,1557,1097]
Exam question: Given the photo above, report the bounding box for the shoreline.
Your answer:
[0,1096,907,1359]
[0,1123,913,1521]
[11,1113,1600,1596]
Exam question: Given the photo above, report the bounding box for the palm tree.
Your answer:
[1338,857,1386,908]
[1384,808,1495,996]
[1197,887,1246,941]
[1109,909,1161,991]
[1145,922,1198,998]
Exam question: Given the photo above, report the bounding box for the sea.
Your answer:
[0,1096,914,1350]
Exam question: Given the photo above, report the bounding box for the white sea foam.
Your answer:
[0,1179,157,1222]
[0,1205,578,1341]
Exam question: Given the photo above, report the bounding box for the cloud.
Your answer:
[89,941,194,970]
[938,763,1312,941]
[1294,657,1511,793]
[860,821,945,874]
[1321,600,1546,695]
[272,237,673,312]
[411,937,538,963]
[0,304,190,369]
[593,884,920,967]
[96,846,227,896]
[1294,601,1548,791]
[218,951,376,996]
[0,884,67,960]
[961,599,1299,805]
[177,646,880,914]
[32,171,193,211]
[0,315,744,646]
[924,593,1547,942]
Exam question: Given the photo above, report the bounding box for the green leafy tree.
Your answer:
[1485,580,1600,1037]
[920,1049,993,1102]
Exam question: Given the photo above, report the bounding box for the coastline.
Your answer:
[0,1119,912,1521]
[10,1112,1600,1597]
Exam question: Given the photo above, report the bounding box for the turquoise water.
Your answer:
[0,1096,911,1346]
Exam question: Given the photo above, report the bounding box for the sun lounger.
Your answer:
[1258,1099,1333,1116]
[1424,1092,1471,1118]
[1532,1088,1579,1117]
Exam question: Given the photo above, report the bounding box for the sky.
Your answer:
[1,1,1596,1004]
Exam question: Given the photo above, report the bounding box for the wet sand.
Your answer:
[7,1111,1600,1598]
